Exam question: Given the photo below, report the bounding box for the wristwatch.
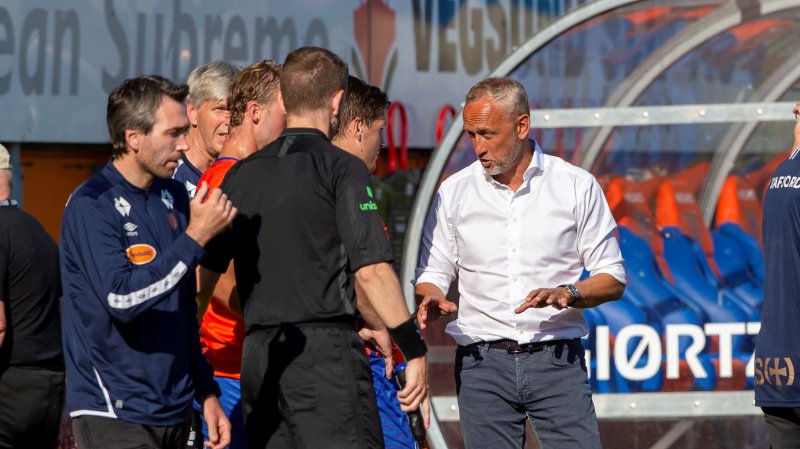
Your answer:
[558,284,581,307]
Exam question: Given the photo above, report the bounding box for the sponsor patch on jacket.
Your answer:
[126,244,157,265]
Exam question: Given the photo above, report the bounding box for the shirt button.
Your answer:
[512,248,517,253]
[512,276,518,282]
[518,330,524,335]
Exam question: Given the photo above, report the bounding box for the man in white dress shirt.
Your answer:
[415,78,626,449]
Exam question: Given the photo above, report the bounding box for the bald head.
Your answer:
[0,169,11,201]
[0,144,10,200]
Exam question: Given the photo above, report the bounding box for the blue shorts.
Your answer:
[369,354,416,449]
[193,376,247,449]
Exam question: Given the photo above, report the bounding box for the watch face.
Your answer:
[567,284,580,298]
[564,284,581,307]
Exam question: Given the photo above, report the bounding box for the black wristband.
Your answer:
[195,379,221,403]
[388,316,428,361]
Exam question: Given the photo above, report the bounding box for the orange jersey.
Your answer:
[199,158,237,191]
[200,297,245,378]
[198,158,243,378]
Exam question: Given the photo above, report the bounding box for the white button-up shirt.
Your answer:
[415,141,626,346]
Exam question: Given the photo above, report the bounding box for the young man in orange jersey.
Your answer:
[195,60,285,449]
[331,76,418,449]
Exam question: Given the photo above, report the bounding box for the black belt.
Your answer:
[482,339,557,354]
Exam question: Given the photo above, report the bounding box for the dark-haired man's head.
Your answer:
[107,75,189,158]
[332,76,389,172]
[107,75,191,186]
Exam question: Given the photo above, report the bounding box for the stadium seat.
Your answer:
[607,174,754,391]
[604,178,710,390]
[655,175,760,358]
[715,175,764,285]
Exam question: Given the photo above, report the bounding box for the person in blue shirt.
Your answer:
[60,75,236,449]
[756,101,800,449]
[172,61,241,198]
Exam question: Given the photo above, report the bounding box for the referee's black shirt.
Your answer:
[202,128,394,331]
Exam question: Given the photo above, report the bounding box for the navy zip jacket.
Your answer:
[60,162,218,425]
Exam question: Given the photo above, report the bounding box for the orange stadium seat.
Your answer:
[654,168,759,389]
[603,176,716,391]
[715,175,765,285]
[716,175,762,245]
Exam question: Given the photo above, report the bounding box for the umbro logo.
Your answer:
[123,222,139,237]
[114,197,131,217]
[161,189,174,210]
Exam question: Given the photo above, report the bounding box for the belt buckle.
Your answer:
[514,342,544,354]
[506,341,526,354]
[501,340,520,353]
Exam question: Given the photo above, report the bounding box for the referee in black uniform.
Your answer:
[200,47,429,449]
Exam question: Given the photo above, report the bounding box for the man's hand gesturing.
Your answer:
[515,287,572,313]
[416,296,457,330]
[186,182,237,247]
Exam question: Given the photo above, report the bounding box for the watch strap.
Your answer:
[558,284,581,307]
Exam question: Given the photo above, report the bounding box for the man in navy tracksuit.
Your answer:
[60,75,236,449]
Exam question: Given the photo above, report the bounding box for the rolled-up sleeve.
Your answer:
[414,191,458,293]
[576,177,627,284]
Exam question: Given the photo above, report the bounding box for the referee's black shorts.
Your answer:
[241,321,384,449]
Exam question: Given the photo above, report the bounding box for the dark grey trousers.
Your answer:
[763,407,800,449]
[455,339,602,449]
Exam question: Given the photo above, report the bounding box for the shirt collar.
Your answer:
[523,139,544,181]
[103,161,152,194]
[281,128,329,140]
[0,199,18,207]
[480,139,544,186]
[178,154,202,176]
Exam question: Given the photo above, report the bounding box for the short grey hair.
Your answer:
[465,77,530,118]
[187,61,241,108]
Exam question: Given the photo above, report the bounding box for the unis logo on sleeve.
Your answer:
[359,186,379,211]
[126,244,157,265]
